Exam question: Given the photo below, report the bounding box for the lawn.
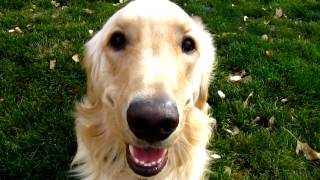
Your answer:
[0,0,319,179]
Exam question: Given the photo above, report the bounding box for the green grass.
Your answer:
[0,0,319,179]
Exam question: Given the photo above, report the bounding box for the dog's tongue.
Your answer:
[129,145,166,163]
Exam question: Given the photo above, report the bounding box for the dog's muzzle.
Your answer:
[126,96,179,176]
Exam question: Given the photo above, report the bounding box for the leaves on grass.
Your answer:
[275,8,283,18]
[8,27,22,33]
[296,141,320,161]
[224,166,232,175]
[243,91,254,107]
[243,16,249,22]
[261,34,268,41]
[83,8,94,15]
[224,126,240,136]
[217,90,226,99]
[281,98,288,103]
[49,59,56,70]
[229,69,251,83]
[51,0,60,8]
[72,54,80,63]
[17,82,32,90]
[210,153,221,160]
[267,116,276,131]
[89,29,94,35]
[0,98,4,102]
[265,50,273,57]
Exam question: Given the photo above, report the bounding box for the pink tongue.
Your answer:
[132,146,165,163]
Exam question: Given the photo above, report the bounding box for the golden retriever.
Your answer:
[72,0,216,179]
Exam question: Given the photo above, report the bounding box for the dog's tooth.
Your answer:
[151,161,156,166]
[129,145,134,156]
[157,158,162,164]
[139,160,145,165]
[134,157,140,164]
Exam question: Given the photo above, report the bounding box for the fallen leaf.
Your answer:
[296,141,320,160]
[0,98,4,102]
[83,8,94,14]
[8,29,15,33]
[15,27,23,33]
[261,34,268,41]
[0,12,4,16]
[61,5,68,10]
[224,166,232,175]
[264,20,270,25]
[243,91,254,107]
[243,16,249,22]
[275,8,283,18]
[231,4,235,7]
[17,82,32,89]
[267,116,276,131]
[210,153,221,160]
[49,59,56,69]
[229,75,242,82]
[225,126,240,136]
[72,54,80,63]
[266,50,273,57]
[217,90,226,99]
[51,0,60,7]
[281,98,288,103]
[252,116,261,124]
[88,29,94,35]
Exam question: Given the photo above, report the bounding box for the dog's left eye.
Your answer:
[181,37,196,53]
[109,32,127,51]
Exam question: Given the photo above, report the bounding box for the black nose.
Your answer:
[127,96,179,143]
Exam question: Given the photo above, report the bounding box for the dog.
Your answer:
[72,0,216,179]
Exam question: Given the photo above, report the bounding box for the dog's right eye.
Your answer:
[109,32,127,51]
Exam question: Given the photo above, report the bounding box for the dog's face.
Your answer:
[83,0,215,177]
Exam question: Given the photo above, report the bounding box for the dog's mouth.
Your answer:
[126,144,168,177]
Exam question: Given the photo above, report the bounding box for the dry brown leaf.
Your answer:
[72,54,80,63]
[217,90,226,99]
[229,75,242,82]
[14,27,22,33]
[210,153,221,160]
[51,0,60,7]
[266,50,273,57]
[83,8,94,15]
[275,8,283,18]
[296,141,320,160]
[224,166,232,175]
[243,91,254,107]
[224,126,240,136]
[281,98,288,103]
[49,59,56,70]
[267,116,276,131]
[243,16,249,22]
[264,20,270,25]
[261,34,268,41]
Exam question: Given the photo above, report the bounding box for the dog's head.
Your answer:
[81,0,215,177]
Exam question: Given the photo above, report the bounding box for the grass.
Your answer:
[0,0,319,179]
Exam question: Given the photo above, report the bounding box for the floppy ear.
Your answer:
[195,73,210,113]
[192,16,215,113]
[83,47,99,105]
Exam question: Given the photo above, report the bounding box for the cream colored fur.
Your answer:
[71,0,216,179]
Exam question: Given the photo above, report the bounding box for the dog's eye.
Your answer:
[181,37,196,53]
[109,32,127,50]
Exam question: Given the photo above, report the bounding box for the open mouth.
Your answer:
[126,144,168,177]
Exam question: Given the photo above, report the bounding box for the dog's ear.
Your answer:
[195,73,211,113]
[192,16,204,27]
[192,16,215,113]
